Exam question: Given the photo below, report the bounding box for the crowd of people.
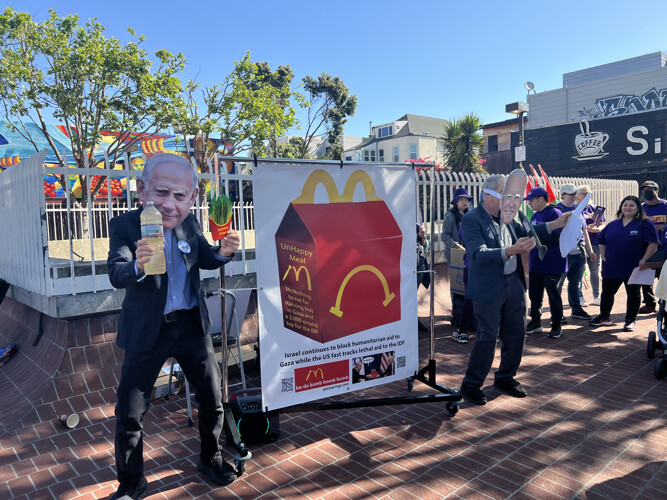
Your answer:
[433,174,665,406]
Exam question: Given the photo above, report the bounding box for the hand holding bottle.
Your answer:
[135,239,164,273]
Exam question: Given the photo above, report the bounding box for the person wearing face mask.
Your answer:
[107,154,241,498]
[458,174,571,405]
[638,181,667,314]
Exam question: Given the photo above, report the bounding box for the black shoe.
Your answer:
[198,452,237,486]
[590,315,613,327]
[525,320,543,334]
[571,308,592,320]
[493,378,527,398]
[112,477,148,500]
[548,326,562,338]
[460,383,487,405]
[418,321,428,332]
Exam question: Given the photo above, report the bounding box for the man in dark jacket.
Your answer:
[459,174,570,406]
[107,153,240,499]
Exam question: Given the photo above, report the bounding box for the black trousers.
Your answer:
[600,277,641,322]
[641,267,662,306]
[528,272,563,327]
[115,309,223,486]
[464,271,525,388]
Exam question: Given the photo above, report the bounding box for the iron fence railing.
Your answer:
[0,152,638,297]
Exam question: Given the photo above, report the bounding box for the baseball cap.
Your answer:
[524,186,548,201]
[641,180,659,190]
[559,184,577,196]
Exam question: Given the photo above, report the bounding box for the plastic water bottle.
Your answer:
[140,201,166,275]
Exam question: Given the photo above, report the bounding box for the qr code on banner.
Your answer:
[397,356,406,369]
[281,377,294,393]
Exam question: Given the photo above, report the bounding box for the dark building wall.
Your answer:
[481,150,512,174]
[518,108,667,197]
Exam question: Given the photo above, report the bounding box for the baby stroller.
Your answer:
[647,298,667,380]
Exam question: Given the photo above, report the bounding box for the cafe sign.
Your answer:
[524,108,667,171]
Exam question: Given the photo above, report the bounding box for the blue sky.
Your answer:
[6,0,667,138]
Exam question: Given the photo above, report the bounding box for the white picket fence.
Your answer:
[0,153,638,297]
[415,169,638,258]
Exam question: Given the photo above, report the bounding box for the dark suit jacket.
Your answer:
[461,206,549,303]
[107,208,229,353]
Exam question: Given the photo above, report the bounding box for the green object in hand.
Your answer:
[210,193,232,225]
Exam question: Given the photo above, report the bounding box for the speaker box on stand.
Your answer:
[227,391,280,444]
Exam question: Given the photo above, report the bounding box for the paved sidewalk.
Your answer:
[1,264,666,499]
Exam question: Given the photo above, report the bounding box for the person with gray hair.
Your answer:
[459,172,571,406]
[107,153,241,498]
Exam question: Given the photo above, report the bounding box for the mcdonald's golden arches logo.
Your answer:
[282,265,312,290]
[305,368,324,381]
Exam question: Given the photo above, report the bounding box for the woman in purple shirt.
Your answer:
[590,196,659,331]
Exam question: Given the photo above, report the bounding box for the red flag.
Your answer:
[538,165,558,204]
[529,164,541,188]
[525,175,534,197]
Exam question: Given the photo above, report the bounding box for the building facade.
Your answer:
[345,114,447,165]
[522,52,667,193]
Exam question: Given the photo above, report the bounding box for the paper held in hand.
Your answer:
[628,266,656,286]
[560,193,591,258]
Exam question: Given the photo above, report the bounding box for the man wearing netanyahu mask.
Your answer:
[459,171,571,406]
[107,153,240,498]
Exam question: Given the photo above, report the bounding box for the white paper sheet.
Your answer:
[628,266,656,285]
[560,193,591,257]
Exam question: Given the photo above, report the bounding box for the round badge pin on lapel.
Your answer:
[178,240,191,254]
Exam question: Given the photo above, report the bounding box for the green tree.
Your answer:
[180,52,300,169]
[0,8,186,188]
[274,137,313,159]
[297,73,357,160]
[442,113,485,173]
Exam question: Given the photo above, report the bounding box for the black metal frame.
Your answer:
[215,158,462,468]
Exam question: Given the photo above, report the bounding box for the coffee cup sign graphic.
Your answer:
[573,120,609,160]
[275,169,402,343]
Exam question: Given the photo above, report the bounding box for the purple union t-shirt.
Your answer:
[529,205,566,274]
[598,218,659,279]
[643,199,667,246]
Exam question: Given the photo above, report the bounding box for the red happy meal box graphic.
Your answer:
[275,169,402,343]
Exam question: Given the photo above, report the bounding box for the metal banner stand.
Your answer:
[249,159,463,418]
[211,155,252,475]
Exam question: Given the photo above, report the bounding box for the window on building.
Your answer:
[345,156,352,161]
[409,144,417,160]
[377,126,394,138]
[393,146,399,162]
[487,135,498,152]
[378,149,384,162]
[363,150,376,162]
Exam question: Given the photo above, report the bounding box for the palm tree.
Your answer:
[442,113,484,173]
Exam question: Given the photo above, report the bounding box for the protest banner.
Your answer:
[255,162,418,410]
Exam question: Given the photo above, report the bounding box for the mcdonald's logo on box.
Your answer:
[294,360,349,392]
[275,169,402,343]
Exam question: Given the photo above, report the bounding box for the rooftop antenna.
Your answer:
[524,81,536,94]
